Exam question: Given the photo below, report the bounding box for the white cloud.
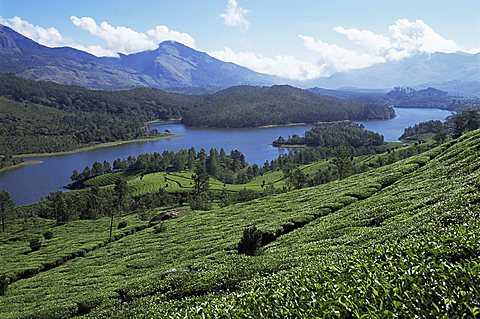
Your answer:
[299,35,385,74]
[209,47,324,80]
[146,25,195,48]
[300,19,479,76]
[70,16,196,55]
[219,0,250,30]
[71,16,156,53]
[333,26,391,55]
[386,19,459,60]
[0,16,70,47]
[70,44,117,57]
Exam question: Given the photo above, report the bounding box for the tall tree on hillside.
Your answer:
[0,191,14,232]
[333,146,354,179]
[433,122,448,144]
[189,162,211,210]
[48,191,70,224]
[83,186,106,220]
[110,179,129,241]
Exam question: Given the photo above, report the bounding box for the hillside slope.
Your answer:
[0,25,274,90]
[182,85,395,127]
[1,129,480,318]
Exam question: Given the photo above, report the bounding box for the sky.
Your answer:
[0,0,479,80]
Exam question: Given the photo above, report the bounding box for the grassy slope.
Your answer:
[0,132,478,318]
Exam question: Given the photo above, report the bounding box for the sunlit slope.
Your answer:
[0,130,479,318]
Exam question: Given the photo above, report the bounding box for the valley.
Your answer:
[0,4,479,318]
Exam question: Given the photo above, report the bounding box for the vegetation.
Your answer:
[70,148,258,187]
[182,85,395,127]
[0,155,24,171]
[0,191,14,232]
[0,74,396,155]
[273,121,384,150]
[1,125,479,318]
[401,109,480,141]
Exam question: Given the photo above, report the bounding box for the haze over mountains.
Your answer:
[1,24,479,95]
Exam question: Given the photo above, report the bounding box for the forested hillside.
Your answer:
[0,74,395,154]
[182,85,395,127]
[1,127,479,318]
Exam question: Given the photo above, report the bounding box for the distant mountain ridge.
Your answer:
[0,25,274,90]
[309,52,480,96]
[1,24,479,95]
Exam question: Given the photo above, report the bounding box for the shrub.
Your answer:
[43,231,53,240]
[117,221,128,229]
[29,238,42,251]
[237,226,264,256]
[154,223,166,234]
[0,275,8,296]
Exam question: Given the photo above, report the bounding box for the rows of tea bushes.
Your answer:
[0,144,429,318]
[79,131,480,318]
[1,130,479,318]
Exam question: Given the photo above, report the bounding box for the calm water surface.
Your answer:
[0,107,453,205]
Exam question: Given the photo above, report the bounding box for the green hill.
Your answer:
[182,85,395,127]
[1,130,480,318]
[0,74,394,155]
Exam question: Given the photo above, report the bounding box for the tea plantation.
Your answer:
[1,130,480,318]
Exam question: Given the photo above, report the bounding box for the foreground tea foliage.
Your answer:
[1,130,480,318]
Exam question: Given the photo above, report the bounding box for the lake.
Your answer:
[0,107,453,206]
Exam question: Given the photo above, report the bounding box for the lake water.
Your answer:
[0,107,453,206]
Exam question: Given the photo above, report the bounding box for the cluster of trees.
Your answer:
[274,122,384,148]
[72,148,262,185]
[400,120,444,141]
[0,155,23,170]
[182,85,395,127]
[401,110,480,143]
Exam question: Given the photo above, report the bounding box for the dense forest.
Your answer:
[0,74,395,155]
[182,85,395,127]
[400,110,480,141]
[273,122,384,147]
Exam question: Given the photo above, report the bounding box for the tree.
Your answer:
[282,162,307,190]
[47,191,70,224]
[237,226,264,256]
[103,161,112,174]
[433,122,448,144]
[333,146,354,179]
[0,191,14,232]
[0,275,8,296]
[110,179,129,241]
[83,186,105,220]
[29,237,42,251]
[70,169,81,182]
[189,163,211,210]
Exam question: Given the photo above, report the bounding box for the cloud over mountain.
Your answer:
[70,16,196,56]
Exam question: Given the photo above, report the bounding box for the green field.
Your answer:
[0,131,479,318]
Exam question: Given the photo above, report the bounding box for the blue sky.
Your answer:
[1,0,479,80]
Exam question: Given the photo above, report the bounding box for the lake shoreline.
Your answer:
[14,135,183,158]
[0,160,43,173]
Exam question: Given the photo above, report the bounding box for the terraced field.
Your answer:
[1,131,479,318]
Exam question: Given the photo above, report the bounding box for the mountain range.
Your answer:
[1,24,479,95]
[309,52,480,96]
[0,25,273,91]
